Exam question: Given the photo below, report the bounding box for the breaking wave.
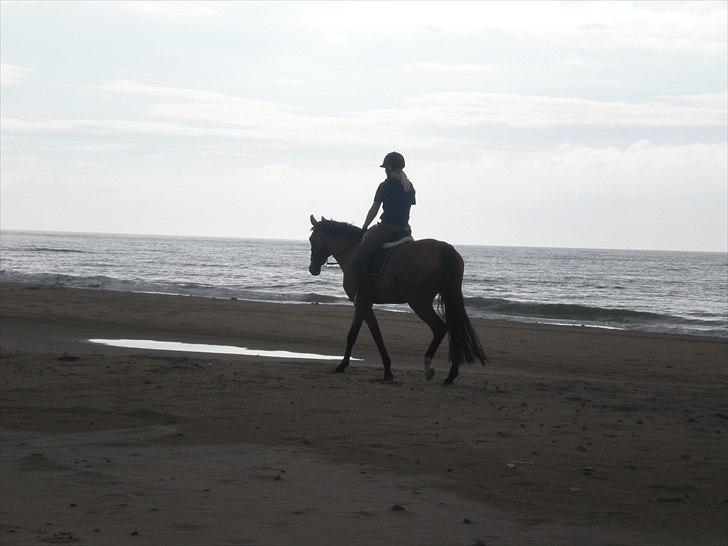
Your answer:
[1,247,90,254]
[463,296,726,335]
[2,270,725,338]
[0,271,347,306]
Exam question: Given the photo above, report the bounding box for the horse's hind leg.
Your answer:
[444,362,459,385]
[336,309,365,373]
[410,300,447,382]
[363,309,393,381]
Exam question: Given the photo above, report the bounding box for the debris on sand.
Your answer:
[57,353,80,362]
[41,532,79,544]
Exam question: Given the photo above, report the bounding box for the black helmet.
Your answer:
[380,151,405,170]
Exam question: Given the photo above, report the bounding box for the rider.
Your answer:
[353,151,416,309]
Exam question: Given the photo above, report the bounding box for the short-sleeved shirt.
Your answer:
[374,178,416,227]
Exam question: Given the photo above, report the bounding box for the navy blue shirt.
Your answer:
[374,178,416,227]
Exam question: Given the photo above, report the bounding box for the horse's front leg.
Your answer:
[336,308,365,373]
[363,309,393,381]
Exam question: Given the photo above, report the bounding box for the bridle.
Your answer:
[310,244,328,269]
[311,229,362,268]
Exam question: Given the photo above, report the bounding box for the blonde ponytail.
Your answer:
[389,169,413,193]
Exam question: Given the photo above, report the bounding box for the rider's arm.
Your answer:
[362,201,381,231]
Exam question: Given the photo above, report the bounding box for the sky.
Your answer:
[1,1,726,251]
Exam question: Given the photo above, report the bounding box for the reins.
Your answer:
[324,235,363,267]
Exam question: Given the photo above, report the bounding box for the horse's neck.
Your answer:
[330,236,359,272]
[330,236,359,300]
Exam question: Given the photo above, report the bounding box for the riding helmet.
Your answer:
[380,151,405,170]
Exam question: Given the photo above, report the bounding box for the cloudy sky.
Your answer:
[1,1,726,251]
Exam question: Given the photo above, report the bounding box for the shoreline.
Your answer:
[2,275,725,340]
[1,282,726,544]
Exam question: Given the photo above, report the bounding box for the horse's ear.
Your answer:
[321,216,327,221]
[310,214,317,227]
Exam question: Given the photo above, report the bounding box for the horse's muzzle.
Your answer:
[309,263,321,276]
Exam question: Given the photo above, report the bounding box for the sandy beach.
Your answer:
[0,282,726,545]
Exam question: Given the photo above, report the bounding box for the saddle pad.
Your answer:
[366,238,413,277]
[382,235,414,249]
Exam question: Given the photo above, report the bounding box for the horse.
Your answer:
[308,215,487,384]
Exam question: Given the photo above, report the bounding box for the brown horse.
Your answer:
[308,215,487,384]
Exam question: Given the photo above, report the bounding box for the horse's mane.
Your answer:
[318,219,363,239]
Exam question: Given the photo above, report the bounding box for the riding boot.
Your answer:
[353,261,373,311]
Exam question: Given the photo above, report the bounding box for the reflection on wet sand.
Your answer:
[89,339,358,361]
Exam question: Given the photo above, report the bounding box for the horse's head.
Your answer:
[308,215,330,276]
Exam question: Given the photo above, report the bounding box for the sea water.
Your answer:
[1,230,726,338]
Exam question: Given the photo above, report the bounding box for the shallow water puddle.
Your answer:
[89,339,358,361]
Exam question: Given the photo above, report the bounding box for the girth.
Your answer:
[366,234,414,277]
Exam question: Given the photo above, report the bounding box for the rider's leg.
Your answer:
[352,223,398,310]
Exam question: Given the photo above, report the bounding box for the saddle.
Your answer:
[366,229,414,277]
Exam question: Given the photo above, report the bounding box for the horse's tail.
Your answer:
[438,243,488,366]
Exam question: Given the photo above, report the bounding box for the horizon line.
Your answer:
[2,227,727,254]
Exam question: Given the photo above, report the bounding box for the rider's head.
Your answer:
[380,151,405,176]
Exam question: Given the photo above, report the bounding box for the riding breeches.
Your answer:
[353,222,407,266]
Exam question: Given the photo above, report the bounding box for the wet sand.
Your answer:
[1,283,726,545]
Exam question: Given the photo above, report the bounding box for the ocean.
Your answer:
[1,230,726,338]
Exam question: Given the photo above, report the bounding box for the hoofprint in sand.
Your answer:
[1,283,726,545]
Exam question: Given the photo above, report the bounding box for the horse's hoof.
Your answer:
[334,365,347,373]
[443,378,454,385]
[425,368,435,382]
[383,373,394,382]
